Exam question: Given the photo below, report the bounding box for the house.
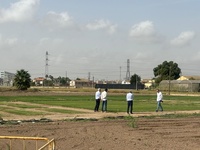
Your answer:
[121,80,130,84]
[177,75,200,80]
[141,79,155,89]
[70,78,94,88]
[33,77,45,86]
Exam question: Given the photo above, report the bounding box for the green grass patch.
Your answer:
[2,103,42,109]
[0,94,199,113]
[161,113,200,118]
[102,115,138,128]
[3,109,46,116]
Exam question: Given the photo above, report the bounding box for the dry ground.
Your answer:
[0,91,200,150]
[0,116,200,150]
[0,102,200,150]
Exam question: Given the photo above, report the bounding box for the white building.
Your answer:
[0,71,15,86]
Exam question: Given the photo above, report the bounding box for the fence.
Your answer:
[95,83,144,90]
[0,136,55,150]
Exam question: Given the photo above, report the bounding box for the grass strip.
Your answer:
[3,109,46,116]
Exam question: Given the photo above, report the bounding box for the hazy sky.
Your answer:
[0,0,199,80]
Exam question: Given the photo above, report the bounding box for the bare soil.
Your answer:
[0,102,200,150]
[0,91,200,150]
[0,116,200,150]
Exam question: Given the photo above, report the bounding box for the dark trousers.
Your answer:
[94,99,100,111]
[127,101,133,113]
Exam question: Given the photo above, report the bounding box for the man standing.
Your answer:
[156,89,163,112]
[126,91,134,114]
[94,88,101,112]
[101,88,108,112]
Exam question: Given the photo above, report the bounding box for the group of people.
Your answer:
[94,88,108,112]
[94,88,164,113]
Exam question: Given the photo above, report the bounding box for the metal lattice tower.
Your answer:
[45,51,49,78]
[126,59,130,81]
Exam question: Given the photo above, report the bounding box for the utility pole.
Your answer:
[66,71,68,87]
[45,51,49,87]
[136,75,138,90]
[45,51,49,79]
[126,59,130,81]
[120,66,121,81]
[168,66,171,95]
[92,76,94,88]
[88,72,90,81]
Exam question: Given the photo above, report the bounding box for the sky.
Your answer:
[0,0,200,81]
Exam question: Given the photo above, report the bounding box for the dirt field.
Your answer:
[0,116,200,150]
[0,102,200,150]
[0,91,200,150]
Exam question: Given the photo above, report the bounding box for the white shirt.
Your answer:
[101,91,107,101]
[157,91,163,101]
[126,92,133,101]
[95,91,101,99]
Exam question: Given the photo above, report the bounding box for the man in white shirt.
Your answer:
[156,89,163,112]
[126,91,134,114]
[101,88,108,112]
[94,88,101,112]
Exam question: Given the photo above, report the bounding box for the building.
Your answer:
[177,75,200,80]
[159,79,200,92]
[141,79,155,89]
[121,80,131,84]
[0,71,15,86]
[70,78,94,88]
[0,78,3,86]
[33,77,45,86]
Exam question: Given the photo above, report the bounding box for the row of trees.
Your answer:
[42,75,70,87]
[13,61,181,90]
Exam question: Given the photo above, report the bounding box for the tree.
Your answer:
[49,75,54,81]
[130,74,141,85]
[14,69,31,90]
[43,75,54,86]
[153,61,181,84]
[43,79,54,86]
[59,77,70,86]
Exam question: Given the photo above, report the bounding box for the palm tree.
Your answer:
[14,69,31,90]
